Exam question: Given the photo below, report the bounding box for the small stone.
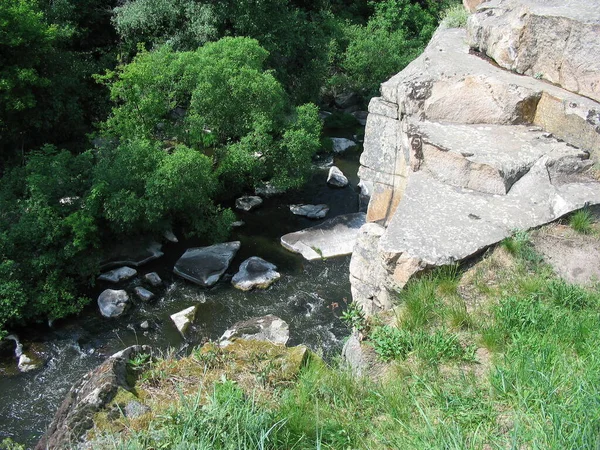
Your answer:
[170,306,198,338]
[98,267,137,283]
[163,230,179,243]
[327,166,349,187]
[134,287,155,302]
[144,272,162,287]
[232,220,245,228]
[124,401,150,419]
[232,257,281,291]
[331,138,357,153]
[140,321,150,330]
[289,204,329,219]
[352,110,368,126]
[98,289,130,318]
[235,195,263,211]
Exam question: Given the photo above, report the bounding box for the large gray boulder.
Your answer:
[35,345,151,450]
[173,242,241,287]
[289,204,329,219]
[327,166,349,187]
[98,290,130,318]
[219,315,289,347]
[235,195,263,211]
[232,257,280,291]
[281,213,366,260]
[467,0,600,103]
[97,266,137,283]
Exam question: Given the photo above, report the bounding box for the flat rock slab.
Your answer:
[173,242,241,287]
[232,257,280,291]
[532,225,600,286]
[289,204,329,219]
[98,266,137,283]
[331,138,357,153]
[281,212,366,260]
[100,241,164,270]
[235,195,263,211]
[98,289,130,318]
[170,306,198,338]
[219,315,289,347]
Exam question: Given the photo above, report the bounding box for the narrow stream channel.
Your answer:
[0,140,363,448]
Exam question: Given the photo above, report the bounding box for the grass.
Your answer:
[441,3,470,29]
[92,229,600,449]
[569,208,594,234]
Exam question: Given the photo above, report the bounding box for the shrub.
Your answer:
[441,4,469,29]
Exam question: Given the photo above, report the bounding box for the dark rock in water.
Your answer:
[163,229,178,243]
[254,182,285,198]
[134,286,154,302]
[124,400,150,419]
[144,272,162,287]
[318,110,332,120]
[235,195,263,211]
[100,241,164,270]
[352,110,368,126]
[173,242,241,287]
[281,212,366,260]
[334,91,360,109]
[331,137,357,153]
[232,257,280,291]
[290,204,329,219]
[98,289,130,318]
[35,345,151,450]
[98,266,137,283]
[219,315,289,347]
[170,306,197,338]
[327,166,349,187]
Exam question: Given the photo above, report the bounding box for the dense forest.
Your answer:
[0,0,455,337]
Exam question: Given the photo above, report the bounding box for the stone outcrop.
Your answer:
[232,257,280,291]
[281,212,366,260]
[219,315,289,347]
[350,2,600,315]
[36,345,151,450]
[173,242,241,287]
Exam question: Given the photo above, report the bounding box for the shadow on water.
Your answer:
[0,142,363,448]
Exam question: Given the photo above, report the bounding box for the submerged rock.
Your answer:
[254,182,285,198]
[134,286,155,302]
[281,212,366,260]
[235,195,263,212]
[232,257,280,291]
[173,242,241,287]
[98,266,137,283]
[163,230,179,243]
[331,137,357,153]
[144,272,162,287]
[35,345,151,450]
[219,315,289,347]
[327,166,349,187]
[98,289,130,318]
[100,241,164,270]
[352,110,368,126]
[289,204,329,219]
[170,306,198,338]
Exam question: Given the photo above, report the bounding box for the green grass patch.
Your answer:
[569,209,594,234]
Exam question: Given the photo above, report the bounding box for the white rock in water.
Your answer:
[232,257,280,291]
[170,306,198,338]
[18,353,41,372]
[98,289,130,318]
[163,230,179,243]
[235,195,263,211]
[327,166,348,187]
[289,204,329,219]
[134,286,155,302]
[98,267,137,283]
[220,315,289,347]
[331,138,357,153]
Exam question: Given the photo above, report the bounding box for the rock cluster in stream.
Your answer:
[350,0,600,315]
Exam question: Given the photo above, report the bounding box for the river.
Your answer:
[0,139,362,448]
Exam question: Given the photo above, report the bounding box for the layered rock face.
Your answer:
[351,0,600,315]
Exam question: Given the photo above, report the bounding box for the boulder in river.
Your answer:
[327,166,349,187]
[219,315,289,347]
[173,242,241,287]
[331,137,357,153]
[232,257,280,291]
[98,289,130,318]
[100,241,164,270]
[281,212,366,260]
[235,195,263,211]
[134,286,155,302]
[289,204,329,219]
[18,353,42,373]
[163,229,178,243]
[144,272,162,287]
[254,182,285,198]
[170,306,197,338]
[98,266,137,283]
[35,345,151,450]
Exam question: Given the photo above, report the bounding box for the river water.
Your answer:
[0,141,362,448]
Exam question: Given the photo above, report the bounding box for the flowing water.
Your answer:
[0,143,363,448]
